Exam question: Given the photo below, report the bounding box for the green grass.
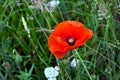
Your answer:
[0,0,120,80]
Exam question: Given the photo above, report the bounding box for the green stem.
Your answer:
[74,49,92,80]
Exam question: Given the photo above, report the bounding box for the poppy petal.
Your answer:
[48,36,69,58]
[70,28,93,49]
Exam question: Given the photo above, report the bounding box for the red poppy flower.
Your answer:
[48,20,93,58]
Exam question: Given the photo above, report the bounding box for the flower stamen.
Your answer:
[67,38,75,46]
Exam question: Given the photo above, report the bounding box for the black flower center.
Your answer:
[67,38,76,46]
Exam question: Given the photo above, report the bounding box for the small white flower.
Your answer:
[44,66,59,80]
[48,77,57,80]
[29,0,46,11]
[97,3,112,20]
[98,3,107,20]
[29,0,60,12]
[48,0,60,8]
[54,66,60,71]
[70,58,79,68]
[47,0,60,12]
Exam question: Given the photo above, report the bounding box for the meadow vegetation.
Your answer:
[0,0,120,80]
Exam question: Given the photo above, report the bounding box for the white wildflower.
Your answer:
[54,66,60,71]
[98,4,107,20]
[48,77,57,80]
[44,66,59,80]
[97,3,111,20]
[70,58,79,68]
[47,0,60,12]
[22,17,31,38]
[29,0,45,11]
[29,0,60,12]
[48,0,60,8]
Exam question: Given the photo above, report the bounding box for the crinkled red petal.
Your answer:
[48,20,93,58]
